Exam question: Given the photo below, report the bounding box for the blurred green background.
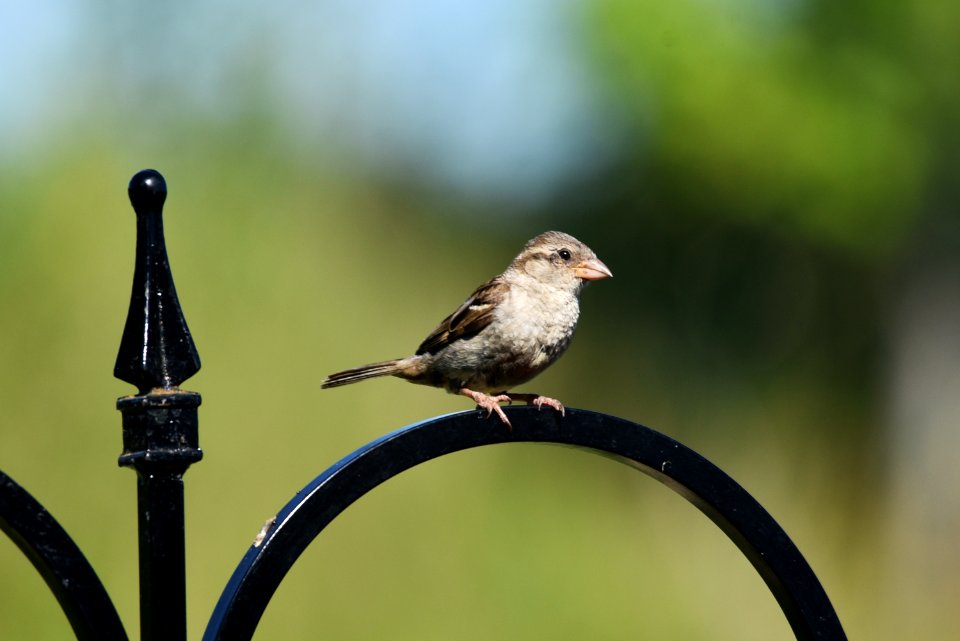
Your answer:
[2,0,959,639]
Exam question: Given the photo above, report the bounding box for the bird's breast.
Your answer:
[491,286,579,365]
[427,285,582,393]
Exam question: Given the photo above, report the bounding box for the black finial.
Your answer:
[114,169,201,394]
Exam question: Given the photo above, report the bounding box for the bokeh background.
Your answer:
[2,1,959,639]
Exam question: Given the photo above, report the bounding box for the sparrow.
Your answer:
[321,231,612,427]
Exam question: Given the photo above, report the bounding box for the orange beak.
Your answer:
[573,258,613,281]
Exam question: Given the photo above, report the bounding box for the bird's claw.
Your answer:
[531,395,565,416]
[460,390,565,428]
[485,403,512,427]
[460,389,513,427]
[509,393,565,417]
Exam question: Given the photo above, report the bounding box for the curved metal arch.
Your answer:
[204,407,846,641]
[0,470,128,641]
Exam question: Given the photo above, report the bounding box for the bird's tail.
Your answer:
[321,359,405,388]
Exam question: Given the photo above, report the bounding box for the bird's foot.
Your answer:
[460,388,513,427]
[510,393,565,417]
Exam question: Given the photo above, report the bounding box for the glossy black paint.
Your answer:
[117,391,202,641]
[114,169,203,641]
[114,169,200,394]
[204,407,846,641]
[0,470,128,641]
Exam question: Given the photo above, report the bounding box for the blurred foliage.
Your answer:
[588,0,948,257]
[2,1,960,640]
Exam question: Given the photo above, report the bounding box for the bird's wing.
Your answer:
[415,278,509,355]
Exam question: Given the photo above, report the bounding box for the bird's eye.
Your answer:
[558,248,572,261]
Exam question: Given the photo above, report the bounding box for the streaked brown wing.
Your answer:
[415,278,508,355]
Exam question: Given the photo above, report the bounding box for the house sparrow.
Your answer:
[321,231,612,426]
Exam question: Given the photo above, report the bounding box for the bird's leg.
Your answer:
[509,393,565,417]
[460,388,513,427]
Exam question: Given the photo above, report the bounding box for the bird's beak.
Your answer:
[573,258,613,281]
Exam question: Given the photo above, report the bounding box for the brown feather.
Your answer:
[321,360,403,388]
[415,278,509,355]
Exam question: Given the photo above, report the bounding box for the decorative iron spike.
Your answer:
[114,169,201,394]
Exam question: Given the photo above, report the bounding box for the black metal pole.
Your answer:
[134,470,188,639]
[115,170,202,641]
[118,392,201,641]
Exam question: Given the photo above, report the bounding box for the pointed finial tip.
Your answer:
[116,168,200,392]
[128,169,167,213]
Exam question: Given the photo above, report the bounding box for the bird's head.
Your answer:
[511,231,612,292]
